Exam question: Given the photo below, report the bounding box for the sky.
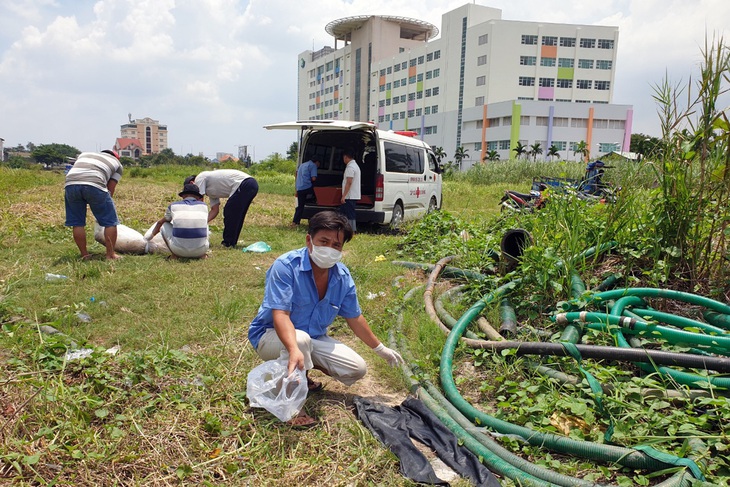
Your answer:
[1,0,728,160]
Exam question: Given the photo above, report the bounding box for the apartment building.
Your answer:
[297,3,632,167]
[119,116,168,156]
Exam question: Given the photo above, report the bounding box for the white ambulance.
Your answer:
[265,120,443,227]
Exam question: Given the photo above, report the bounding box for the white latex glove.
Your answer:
[373,343,404,367]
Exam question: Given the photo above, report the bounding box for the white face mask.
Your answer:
[309,244,342,269]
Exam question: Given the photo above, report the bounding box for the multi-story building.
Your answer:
[119,116,168,156]
[297,3,632,168]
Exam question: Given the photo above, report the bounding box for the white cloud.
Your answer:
[0,0,728,158]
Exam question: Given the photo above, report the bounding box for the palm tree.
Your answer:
[547,145,560,161]
[432,146,447,163]
[512,141,527,160]
[573,140,589,161]
[529,142,543,161]
[453,146,469,168]
[483,150,500,162]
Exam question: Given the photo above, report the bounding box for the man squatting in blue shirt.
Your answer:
[248,210,402,426]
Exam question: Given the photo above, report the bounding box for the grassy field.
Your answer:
[2,161,729,486]
[0,164,504,486]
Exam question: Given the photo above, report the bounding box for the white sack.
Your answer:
[94,223,147,254]
[142,223,170,254]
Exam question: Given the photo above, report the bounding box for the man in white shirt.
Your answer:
[185,169,258,248]
[339,149,361,232]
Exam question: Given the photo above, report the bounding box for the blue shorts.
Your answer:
[64,185,119,227]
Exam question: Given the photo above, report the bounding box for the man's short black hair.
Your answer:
[342,148,356,159]
[308,211,353,243]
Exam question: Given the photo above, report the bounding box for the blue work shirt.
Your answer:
[295,160,318,191]
[248,247,362,349]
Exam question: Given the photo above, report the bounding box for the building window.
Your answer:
[577,79,592,89]
[558,58,574,68]
[475,96,485,106]
[487,117,500,127]
[433,68,440,77]
[410,58,417,67]
[519,76,535,86]
[426,70,433,80]
[476,76,486,86]
[417,91,423,99]
[393,80,400,88]
[387,66,392,74]
[475,120,483,129]
[433,50,441,60]
[521,34,538,45]
[502,116,512,125]
[553,117,569,127]
[432,87,440,96]
[425,88,432,97]
[542,36,558,46]
[487,141,498,151]
[540,57,556,67]
[394,64,401,72]
[378,115,384,123]
[520,56,537,66]
[401,62,407,69]
[393,112,399,120]
[578,59,594,69]
[401,77,406,86]
[378,100,385,107]
[400,95,406,102]
[477,55,487,66]
[393,97,399,105]
[595,80,611,90]
[427,52,433,62]
[571,118,588,128]
[553,141,567,150]
[432,105,438,114]
[409,75,416,84]
[416,108,422,116]
[557,78,573,88]
[418,55,424,64]
[539,77,555,87]
[598,39,615,49]
[520,116,530,125]
[560,37,576,47]
[424,107,431,115]
[474,142,481,150]
[536,116,549,126]
[385,114,390,121]
[499,140,510,150]
[596,60,613,70]
[580,38,596,49]
[417,73,423,81]
[386,82,391,90]
[478,33,488,45]
[386,98,391,106]
[408,110,415,117]
[379,68,386,76]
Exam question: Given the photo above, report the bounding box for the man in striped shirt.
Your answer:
[64,150,123,260]
[147,183,210,259]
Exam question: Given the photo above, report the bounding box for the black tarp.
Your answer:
[354,396,500,487]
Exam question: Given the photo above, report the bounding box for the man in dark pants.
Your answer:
[292,157,320,226]
[185,169,258,248]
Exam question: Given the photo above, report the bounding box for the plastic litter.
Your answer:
[75,311,92,323]
[367,291,386,300]
[242,241,272,253]
[45,273,68,281]
[246,357,308,422]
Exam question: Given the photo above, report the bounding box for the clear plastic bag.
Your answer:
[246,358,308,422]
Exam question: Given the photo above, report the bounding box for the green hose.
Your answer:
[702,310,730,330]
[630,308,728,336]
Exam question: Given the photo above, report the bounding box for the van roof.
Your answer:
[264,120,375,131]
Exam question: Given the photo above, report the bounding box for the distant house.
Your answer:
[120,116,168,155]
[216,153,240,163]
[0,137,4,162]
[114,138,144,159]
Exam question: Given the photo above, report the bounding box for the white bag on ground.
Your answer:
[94,223,147,254]
[246,358,308,422]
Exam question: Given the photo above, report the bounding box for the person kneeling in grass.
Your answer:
[247,210,402,427]
[147,183,210,259]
